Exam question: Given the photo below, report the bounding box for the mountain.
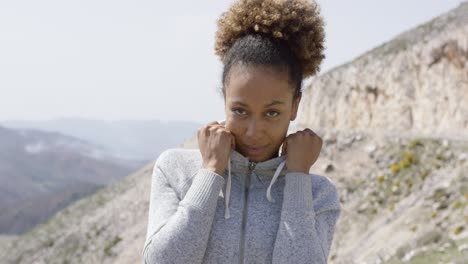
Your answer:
[0,3,467,264]
[296,2,468,263]
[0,125,144,235]
[1,118,202,161]
[299,1,467,140]
[0,161,154,264]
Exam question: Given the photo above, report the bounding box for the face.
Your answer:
[224,65,301,162]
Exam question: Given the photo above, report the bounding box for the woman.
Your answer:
[142,0,341,263]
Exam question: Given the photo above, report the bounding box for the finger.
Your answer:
[280,139,288,156]
[208,126,218,132]
[207,121,219,126]
[208,124,225,132]
[202,121,219,132]
[231,135,236,149]
[290,131,301,137]
[205,121,220,128]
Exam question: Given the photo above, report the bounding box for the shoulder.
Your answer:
[310,173,341,214]
[153,148,202,188]
[155,148,201,169]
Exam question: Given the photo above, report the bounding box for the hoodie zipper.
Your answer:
[239,161,256,264]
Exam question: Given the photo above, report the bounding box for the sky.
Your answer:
[0,0,465,124]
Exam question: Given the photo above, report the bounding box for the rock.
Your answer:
[355,134,363,141]
[442,242,452,249]
[323,133,337,145]
[402,249,417,261]
[458,153,467,162]
[433,201,449,210]
[440,220,449,229]
[416,230,442,246]
[358,202,369,213]
[366,144,377,155]
[458,244,468,252]
[445,150,454,160]
[340,135,355,147]
[442,139,449,147]
[323,163,335,172]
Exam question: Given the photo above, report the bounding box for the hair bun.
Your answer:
[214,0,325,78]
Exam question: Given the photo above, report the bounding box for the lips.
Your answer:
[244,145,267,156]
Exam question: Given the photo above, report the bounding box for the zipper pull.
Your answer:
[248,161,257,171]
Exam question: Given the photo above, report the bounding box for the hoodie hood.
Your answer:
[222,148,288,219]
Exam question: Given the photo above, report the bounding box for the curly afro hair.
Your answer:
[215,0,325,98]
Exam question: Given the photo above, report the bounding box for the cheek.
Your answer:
[225,120,248,142]
[225,119,240,134]
[269,121,289,140]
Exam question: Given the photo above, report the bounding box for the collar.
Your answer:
[222,148,288,219]
[224,148,288,182]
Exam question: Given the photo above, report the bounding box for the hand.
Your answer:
[280,128,322,174]
[197,121,236,175]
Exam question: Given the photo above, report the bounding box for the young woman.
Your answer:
[142,0,341,263]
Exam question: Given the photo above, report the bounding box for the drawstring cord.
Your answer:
[224,156,232,219]
[266,160,286,203]
[224,156,286,219]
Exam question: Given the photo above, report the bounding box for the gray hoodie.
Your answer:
[142,148,341,263]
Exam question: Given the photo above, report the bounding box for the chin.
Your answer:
[247,156,264,162]
[248,151,278,163]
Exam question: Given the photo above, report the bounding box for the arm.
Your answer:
[142,162,225,264]
[272,173,341,264]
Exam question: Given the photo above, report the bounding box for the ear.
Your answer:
[290,94,301,121]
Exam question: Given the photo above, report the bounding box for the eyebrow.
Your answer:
[232,100,285,107]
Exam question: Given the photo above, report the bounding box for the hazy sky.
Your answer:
[0,0,465,124]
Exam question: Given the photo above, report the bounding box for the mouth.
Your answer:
[244,145,267,157]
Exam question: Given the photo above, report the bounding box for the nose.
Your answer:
[245,119,263,140]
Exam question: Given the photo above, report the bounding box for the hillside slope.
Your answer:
[299,2,467,139]
[0,125,142,235]
[0,162,154,264]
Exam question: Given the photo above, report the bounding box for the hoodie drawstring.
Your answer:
[224,156,286,219]
[224,156,232,219]
[266,160,286,203]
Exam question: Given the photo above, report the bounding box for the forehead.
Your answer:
[225,65,294,105]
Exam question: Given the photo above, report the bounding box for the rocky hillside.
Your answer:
[0,125,144,235]
[0,163,154,264]
[296,2,468,263]
[0,3,467,264]
[299,2,467,140]
[301,127,468,264]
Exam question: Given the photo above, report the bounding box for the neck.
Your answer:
[234,147,281,163]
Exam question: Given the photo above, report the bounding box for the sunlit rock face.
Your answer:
[299,2,467,140]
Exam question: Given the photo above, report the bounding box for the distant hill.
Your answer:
[0,125,144,234]
[0,162,155,264]
[1,118,202,160]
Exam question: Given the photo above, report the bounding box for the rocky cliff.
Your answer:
[299,2,467,140]
[297,3,468,263]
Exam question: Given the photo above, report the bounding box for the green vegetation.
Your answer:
[386,238,468,264]
[453,226,464,235]
[104,236,122,256]
[359,137,467,220]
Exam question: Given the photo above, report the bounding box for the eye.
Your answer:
[266,110,280,117]
[232,108,247,116]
